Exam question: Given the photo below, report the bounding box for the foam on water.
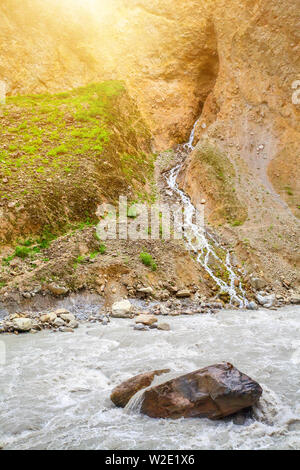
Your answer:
[0,305,299,450]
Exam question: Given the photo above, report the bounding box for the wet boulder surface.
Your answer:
[110,369,171,408]
[139,363,263,420]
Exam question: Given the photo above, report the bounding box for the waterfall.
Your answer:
[165,120,248,307]
[184,118,200,151]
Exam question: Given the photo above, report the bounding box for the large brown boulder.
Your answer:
[140,363,262,420]
[110,369,170,408]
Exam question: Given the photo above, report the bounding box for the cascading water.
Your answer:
[184,118,200,151]
[165,120,248,307]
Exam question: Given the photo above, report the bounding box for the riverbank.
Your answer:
[0,305,299,450]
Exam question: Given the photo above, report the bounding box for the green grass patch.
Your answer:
[0,80,153,247]
[99,243,106,254]
[140,252,157,271]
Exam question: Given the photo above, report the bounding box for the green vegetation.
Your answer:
[284,186,293,196]
[14,245,31,259]
[0,80,154,246]
[2,229,56,264]
[127,205,138,218]
[231,220,243,227]
[139,251,157,271]
[195,144,247,225]
[1,81,121,187]
[99,243,106,254]
[72,242,106,269]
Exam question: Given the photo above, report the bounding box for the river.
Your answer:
[0,305,299,450]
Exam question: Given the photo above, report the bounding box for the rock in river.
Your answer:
[111,369,170,408]
[140,363,262,420]
[255,293,275,308]
[290,294,300,305]
[135,314,158,326]
[157,322,171,331]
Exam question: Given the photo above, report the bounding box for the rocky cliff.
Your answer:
[0,0,299,287]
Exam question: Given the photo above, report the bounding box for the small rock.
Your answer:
[53,317,65,327]
[135,314,158,326]
[47,284,69,296]
[210,302,223,309]
[12,317,32,332]
[247,301,258,311]
[167,285,178,294]
[68,320,79,329]
[157,323,171,331]
[255,293,275,308]
[59,327,74,333]
[134,324,149,331]
[22,292,31,299]
[290,295,300,305]
[138,287,153,295]
[176,289,191,298]
[54,308,71,316]
[40,312,57,323]
[250,277,267,290]
[111,299,133,318]
[160,305,170,315]
[60,313,76,323]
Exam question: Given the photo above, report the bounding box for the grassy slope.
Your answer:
[0,81,154,246]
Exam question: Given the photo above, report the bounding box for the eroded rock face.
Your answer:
[0,0,218,149]
[141,363,262,420]
[110,369,170,408]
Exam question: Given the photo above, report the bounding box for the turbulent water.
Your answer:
[165,121,248,306]
[0,305,299,450]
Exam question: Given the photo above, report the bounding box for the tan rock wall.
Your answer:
[0,0,299,283]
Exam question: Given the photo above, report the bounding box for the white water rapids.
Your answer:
[0,305,299,450]
[165,120,248,307]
